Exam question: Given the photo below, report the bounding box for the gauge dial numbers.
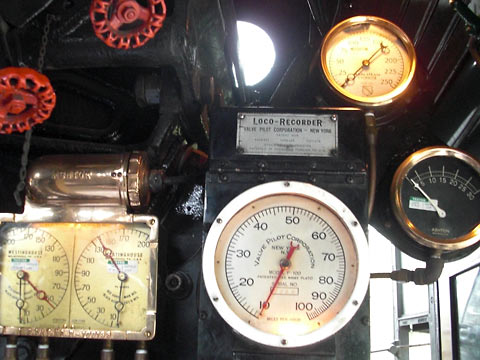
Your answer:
[391,147,480,251]
[203,181,369,348]
[74,227,152,332]
[0,226,70,327]
[0,220,158,340]
[321,16,416,106]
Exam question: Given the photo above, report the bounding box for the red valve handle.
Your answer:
[0,67,56,135]
[90,0,167,49]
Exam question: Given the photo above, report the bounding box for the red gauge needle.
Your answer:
[98,238,121,273]
[19,271,55,309]
[259,241,300,316]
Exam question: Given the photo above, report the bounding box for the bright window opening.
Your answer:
[236,21,276,86]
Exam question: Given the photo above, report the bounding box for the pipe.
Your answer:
[4,336,17,360]
[134,341,148,360]
[371,256,445,285]
[36,337,49,360]
[101,340,115,360]
[365,112,378,219]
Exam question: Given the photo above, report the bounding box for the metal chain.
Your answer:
[13,14,56,207]
[37,14,56,72]
[13,129,32,206]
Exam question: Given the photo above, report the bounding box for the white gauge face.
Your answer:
[203,181,369,348]
[321,16,416,106]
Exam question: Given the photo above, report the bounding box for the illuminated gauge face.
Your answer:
[391,147,480,251]
[74,228,151,331]
[321,16,416,106]
[203,181,369,348]
[0,227,69,325]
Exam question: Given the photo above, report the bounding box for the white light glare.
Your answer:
[236,21,276,86]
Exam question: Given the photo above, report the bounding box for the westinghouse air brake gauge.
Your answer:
[0,152,159,340]
[203,181,369,348]
[391,147,480,257]
[321,16,416,106]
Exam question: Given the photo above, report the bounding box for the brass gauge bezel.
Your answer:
[391,146,480,251]
[320,16,416,107]
[0,214,159,341]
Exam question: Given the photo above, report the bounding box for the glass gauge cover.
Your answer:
[391,147,480,251]
[0,220,158,340]
[0,227,70,326]
[321,16,416,106]
[203,181,369,348]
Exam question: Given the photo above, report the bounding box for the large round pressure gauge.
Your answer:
[391,147,480,252]
[321,16,416,106]
[203,181,369,348]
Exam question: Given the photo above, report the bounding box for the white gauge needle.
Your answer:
[409,178,446,218]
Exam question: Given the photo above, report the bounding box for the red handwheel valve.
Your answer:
[0,67,56,135]
[90,0,167,49]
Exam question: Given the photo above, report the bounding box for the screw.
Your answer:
[331,114,338,122]
[216,218,222,224]
[199,311,207,320]
[257,161,266,169]
[284,181,290,187]
[237,147,244,154]
[281,339,287,346]
[144,331,152,337]
[311,162,317,169]
[111,172,117,177]
[346,175,354,184]
[150,219,156,225]
[330,149,337,156]
[220,174,229,182]
[353,300,359,306]
[213,297,218,302]
[352,221,358,227]
[361,316,370,326]
[238,114,245,120]
[347,163,355,170]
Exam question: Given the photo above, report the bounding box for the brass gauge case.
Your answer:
[0,152,160,341]
[320,16,416,107]
[391,146,480,252]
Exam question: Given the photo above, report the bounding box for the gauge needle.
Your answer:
[342,42,388,87]
[98,238,122,273]
[409,178,447,218]
[19,270,55,309]
[259,241,300,317]
[114,272,127,327]
[17,271,25,323]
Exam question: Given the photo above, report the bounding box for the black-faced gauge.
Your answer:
[391,147,480,253]
[202,181,369,348]
[321,16,416,106]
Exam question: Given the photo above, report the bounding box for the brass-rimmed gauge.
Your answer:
[74,227,152,331]
[202,181,369,348]
[391,147,480,253]
[0,226,70,326]
[321,16,416,106]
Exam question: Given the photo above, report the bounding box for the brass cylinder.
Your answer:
[26,152,150,209]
